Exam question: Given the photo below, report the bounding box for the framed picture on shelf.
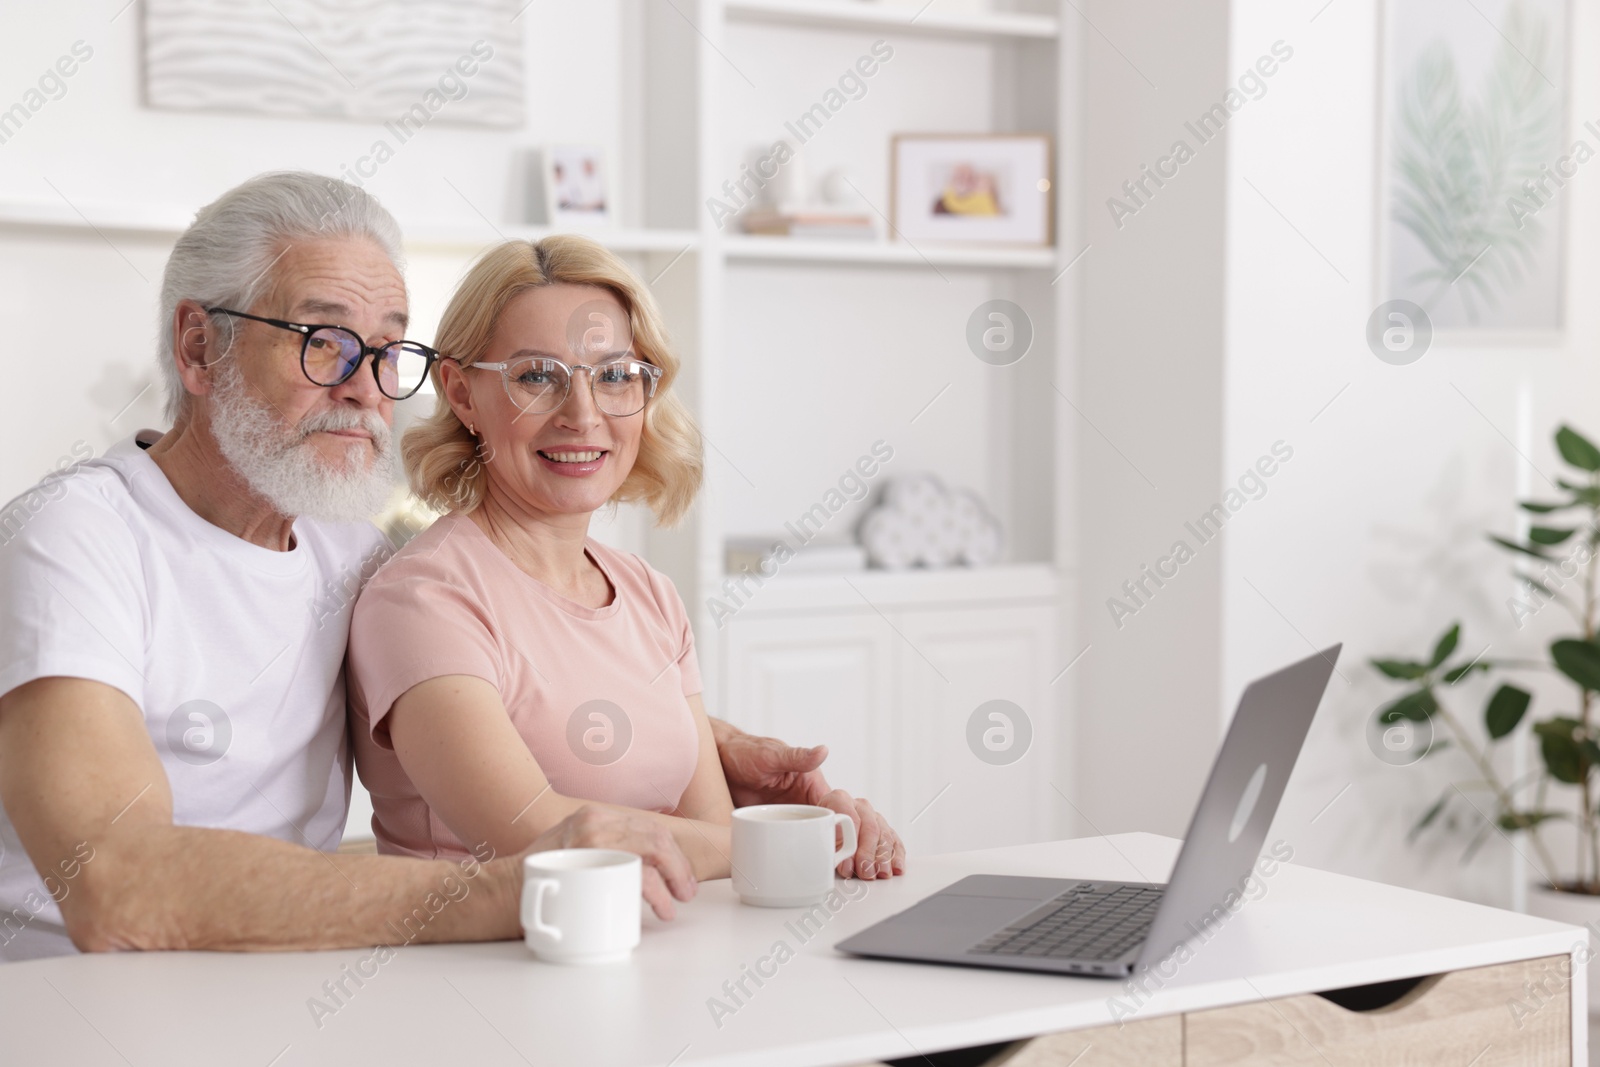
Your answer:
[543,145,611,227]
[890,133,1053,246]
[1374,0,1570,340]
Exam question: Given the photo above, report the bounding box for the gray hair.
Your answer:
[156,172,405,422]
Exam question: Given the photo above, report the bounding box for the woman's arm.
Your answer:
[385,675,733,880]
[668,693,735,826]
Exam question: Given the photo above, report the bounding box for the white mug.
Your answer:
[521,849,641,964]
[731,804,857,908]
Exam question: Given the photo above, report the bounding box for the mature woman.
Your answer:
[347,236,899,881]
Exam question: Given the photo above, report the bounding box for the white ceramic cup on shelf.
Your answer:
[520,849,641,964]
[731,804,857,908]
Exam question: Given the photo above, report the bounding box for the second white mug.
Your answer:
[731,804,857,908]
[521,848,641,964]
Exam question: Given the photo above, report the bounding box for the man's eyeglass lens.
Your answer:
[304,327,434,397]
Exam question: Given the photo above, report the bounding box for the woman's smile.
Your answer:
[535,446,610,476]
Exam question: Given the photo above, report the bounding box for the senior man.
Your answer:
[0,172,902,962]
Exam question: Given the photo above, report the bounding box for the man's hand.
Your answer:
[711,720,906,880]
[524,806,698,920]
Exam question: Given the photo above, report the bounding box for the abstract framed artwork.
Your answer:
[142,0,524,128]
[1375,0,1571,339]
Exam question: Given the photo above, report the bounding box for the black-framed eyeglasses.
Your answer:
[465,355,662,417]
[204,307,442,401]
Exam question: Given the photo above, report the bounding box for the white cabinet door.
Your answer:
[721,615,897,809]
[892,604,1058,857]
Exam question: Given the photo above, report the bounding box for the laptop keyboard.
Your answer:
[968,884,1164,962]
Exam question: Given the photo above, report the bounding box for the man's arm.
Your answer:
[709,717,906,880]
[0,677,695,952]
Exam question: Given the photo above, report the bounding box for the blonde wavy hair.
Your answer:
[403,236,702,525]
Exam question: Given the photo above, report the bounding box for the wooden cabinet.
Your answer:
[1185,956,1571,1066]
[997,1016,1183,1066]
[855,956,1572,1067]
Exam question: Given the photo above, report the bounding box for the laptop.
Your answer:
[836,645,1340,978]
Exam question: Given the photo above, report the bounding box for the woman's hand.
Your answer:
[523,805,698,920]
[710,719,906,880]
[813,786,904,881]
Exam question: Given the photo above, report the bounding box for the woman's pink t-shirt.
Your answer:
[346,512,703,859]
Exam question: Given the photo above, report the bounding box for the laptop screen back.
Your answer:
[1134,645,1340,971]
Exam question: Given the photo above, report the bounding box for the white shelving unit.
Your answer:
[716,560,1062,614]
[405,224,698,254]
[0,200,700,256]
[723,0,1060,40]
[722,232,1059,268]
[622,0,1079,856]
[0,199,199,235]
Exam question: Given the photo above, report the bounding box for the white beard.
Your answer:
[209,358,397,524]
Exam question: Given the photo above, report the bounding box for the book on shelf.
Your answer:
[738,209,876,240]
[725,536,868,576]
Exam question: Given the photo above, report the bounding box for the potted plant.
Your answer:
[1370,425,1600,1005]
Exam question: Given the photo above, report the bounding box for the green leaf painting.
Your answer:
[1385,0,1566,330]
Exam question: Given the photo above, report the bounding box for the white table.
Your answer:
[0,833,1586,1066]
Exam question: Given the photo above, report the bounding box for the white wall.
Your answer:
[1075,0,1600,910]
[1223,0,1600,907]
[1075,0,1232,838]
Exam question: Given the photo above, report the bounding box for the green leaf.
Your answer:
[1498,811,1561,832]
[1443,661,1491,684]
[1461,821,1495,863]
[1556,426,1600,471]
[1552,639,1600,691]
[1428,624,1460,668]
[1522,501,1574,513]
[1514,571,1557,598]
[1485,684,1531,739]
[1379,688,1438,723]
[1373,658,1428,680]
[1489,534,1551,561]
[1409,793,1449,842]
[1529,526,1577,545]
[1556,481,1600,507]
[1540,733,1584,783]
[1533,718,1595,783]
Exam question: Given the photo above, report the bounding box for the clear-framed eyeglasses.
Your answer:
[466,355,662,417]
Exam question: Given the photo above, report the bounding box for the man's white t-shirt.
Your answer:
[0,430,390,960]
